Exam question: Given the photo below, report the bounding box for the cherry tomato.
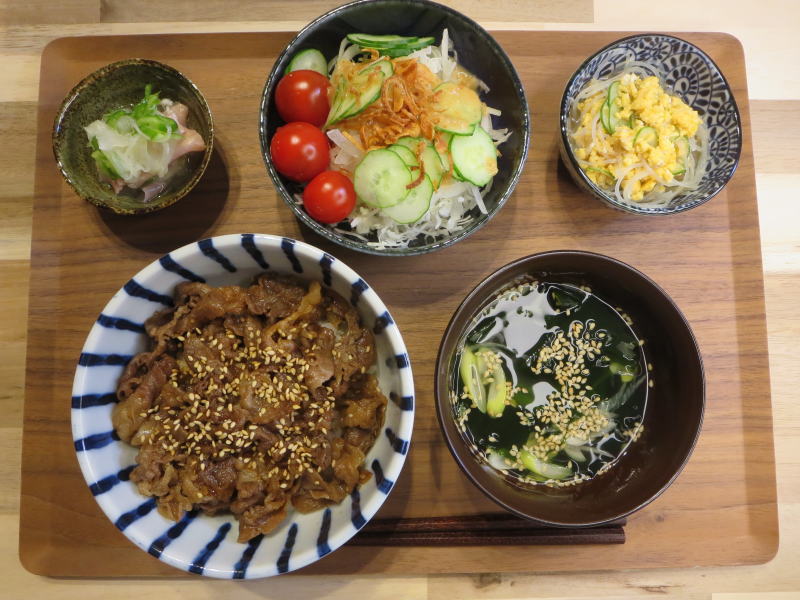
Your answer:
[270,122,330,182]
[303,171,356,224]
[275,70,331,127]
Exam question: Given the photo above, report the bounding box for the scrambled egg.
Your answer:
[571,74,702,201]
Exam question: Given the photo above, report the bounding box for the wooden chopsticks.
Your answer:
[349,514,626,546]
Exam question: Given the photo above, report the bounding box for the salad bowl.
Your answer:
[259,0,530,256]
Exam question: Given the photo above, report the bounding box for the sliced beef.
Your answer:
[114,272,388,542]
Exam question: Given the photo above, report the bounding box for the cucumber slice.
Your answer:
[394,136,425,152]
[584,165,615,181]
[326,78,344,115]
[392,137,445,188]
[326,95,356,127]
[359,57,393,78]
[406,37,435,49]
[338,58,393,121]
[347,34,416,48]
[330,99,355,124]
[376,41,435,57]
[353,149,412,208]
[325,79,356,127]
[607,80,621,132]
[432,82,482,135]
[485,362,506,418]
[403,37,435,49]
[387,144,419,167]
[459,347,486,413]
[285,48,328,76]
[382,174,433,224]
[633,126,658,147]
[600,101,612,134]
[346,33,435,55]
[519,450,572,480]
[343,82,381,120]
[420,144,444,188]
[435,133,452,172]
[449,126,497,187]
[672,135,690,175]
[607,80,620,106]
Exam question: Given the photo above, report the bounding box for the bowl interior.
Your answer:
[436,251,704,525]
[71,234,414,577]
[54,59,213,215]
[560,34,742,215]
[259,0,529,255]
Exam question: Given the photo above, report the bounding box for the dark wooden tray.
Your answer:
[20,30,777,576]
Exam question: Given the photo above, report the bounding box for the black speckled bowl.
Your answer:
[259,0,530,256]
[559,34,742,215]
[53,59,213,215]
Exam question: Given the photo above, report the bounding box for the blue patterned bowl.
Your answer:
[71,234,414,578]
[559,34,742,214]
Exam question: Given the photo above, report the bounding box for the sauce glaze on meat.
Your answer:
[112,273,387,542]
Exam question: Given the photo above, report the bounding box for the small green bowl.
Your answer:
[53,58,214,215]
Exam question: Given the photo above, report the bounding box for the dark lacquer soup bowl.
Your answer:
[435,250,704,526]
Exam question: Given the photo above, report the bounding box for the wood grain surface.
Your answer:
[2,1,799,598]
[17,30,778,578]
[0,0,592,26]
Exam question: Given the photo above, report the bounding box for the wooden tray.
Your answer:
[20,31,778,577]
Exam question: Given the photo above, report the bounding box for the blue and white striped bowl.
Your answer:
[71,233,414,578]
